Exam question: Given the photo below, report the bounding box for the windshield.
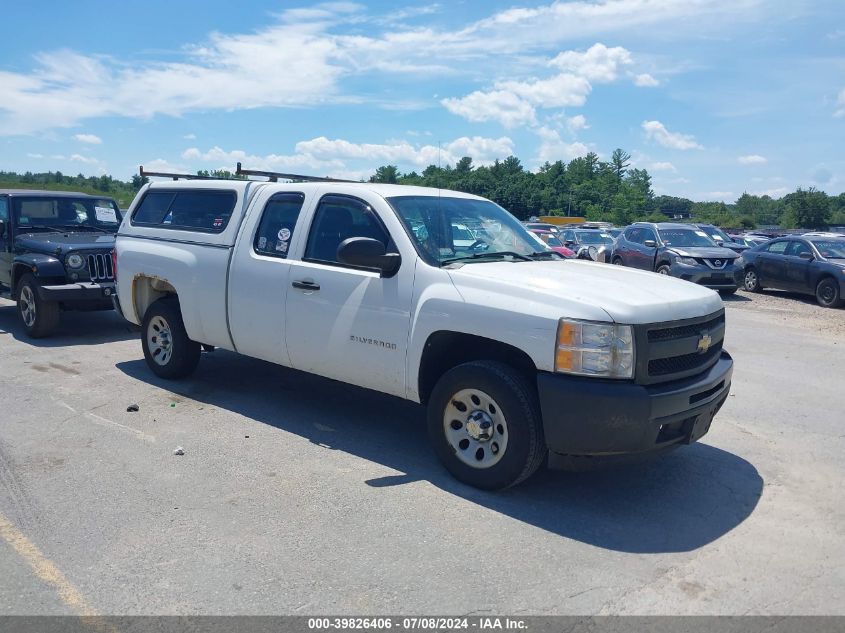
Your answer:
[659,229,717,248]
[703,226,735,243]
[532,231,565,247]
[388,195,544,264]
[576,231,614,245]
[811,240,845,259]
[12,196,122,232]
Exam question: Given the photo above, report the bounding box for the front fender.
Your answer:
[11,254,67,291]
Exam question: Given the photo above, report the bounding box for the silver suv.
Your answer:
[611,222,743,294]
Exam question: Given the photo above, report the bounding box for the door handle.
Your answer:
[292,280,320,291]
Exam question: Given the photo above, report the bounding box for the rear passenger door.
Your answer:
[284,193,413,397]
[757,240,789,289]
[784,240,814,292]
[227,190,308,365]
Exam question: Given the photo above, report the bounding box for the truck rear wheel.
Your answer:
[427,360,546,490]
[17,274,60,338]
[141,298,201,379]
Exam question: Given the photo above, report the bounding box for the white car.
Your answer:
[114,170,733,489]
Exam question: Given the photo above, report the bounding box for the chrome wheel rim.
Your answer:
[658,267,669,275]
[443,388,508,469]
[147,315,173,366]
[745,270,757,290]
[19,286,36,327]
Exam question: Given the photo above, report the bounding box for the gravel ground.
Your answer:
[725,288,845,335]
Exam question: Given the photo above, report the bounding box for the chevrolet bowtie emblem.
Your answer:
[697,332,712,353]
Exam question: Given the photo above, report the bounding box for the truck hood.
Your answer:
[16,232,115,256]
[446,260,723,325]
[666,246,739,259]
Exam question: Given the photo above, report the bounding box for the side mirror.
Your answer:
[644,239,657,248]
[337,237,401,277]
[564,240,575,247]
[798,252,814,261]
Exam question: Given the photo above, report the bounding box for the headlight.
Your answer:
[66,254,85,269]
[676,256,698,266]
[555,319,634,379]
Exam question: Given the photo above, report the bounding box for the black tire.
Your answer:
[656,264,671,275]
[427,360,546,490]
[719,288,738,296]
[16,274,60,338]
[141,298,201,379]
[744,267,762,292]
[612,256,624,266]
[815,277,843,308]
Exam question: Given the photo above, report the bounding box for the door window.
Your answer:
[642,228,658,244]
[764,241,789,255]
[785,241,812,257]
[304,195,390,265]
[0,196,8,222]
[625,228,644,244]
[132,190,236,232]
[253,193,305,259]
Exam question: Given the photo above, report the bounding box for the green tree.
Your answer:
[370,165,400,184]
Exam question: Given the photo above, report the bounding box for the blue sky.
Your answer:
[1,0,843,202]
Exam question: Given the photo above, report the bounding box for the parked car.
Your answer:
[0,189,121,336]
[612,222,742,294]
[735,234,770,248]
[692,223,749,254]
[559,228,615,261]
[115,172,733,490]
[742,236,845,307]
[524,222,560,234]
[527,228,575,257]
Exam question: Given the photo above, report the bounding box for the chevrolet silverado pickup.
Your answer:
[114,174,733,489]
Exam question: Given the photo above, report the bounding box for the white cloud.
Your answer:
[70,153,97,164]
[74,133,102,144]
[634,73,659,87]
[835,88,845,118]
[441,90,538,128]
[642,120,703,150]
[566,114,589,133]
[534,127,589,164]
[183,133,196,140]
[705,191,734,200]
[738,154,767,165]
[26,152,44,159]
[549,43,632,82]
[650,161,677,171]
[178,135,515,176]
[0,1,764,135]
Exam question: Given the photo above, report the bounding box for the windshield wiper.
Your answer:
[442,251,533,266]
[53,224,110,233]
[17,225,63,233]
[527,250,564,260]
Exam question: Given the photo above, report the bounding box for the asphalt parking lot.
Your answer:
[0,289,843,615]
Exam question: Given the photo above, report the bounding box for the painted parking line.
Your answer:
[0,511,97,615]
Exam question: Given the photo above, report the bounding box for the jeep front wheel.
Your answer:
[427,360,546,490]
[141,298,201,379]
[17,274,60,338]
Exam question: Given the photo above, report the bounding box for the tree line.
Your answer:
[3,154,844,229]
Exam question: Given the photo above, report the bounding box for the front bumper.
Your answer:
[671,262,742,289]
[37,281,116,304]
[538,351,733,463]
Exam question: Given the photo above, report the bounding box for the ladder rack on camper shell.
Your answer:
[137,165,357,183]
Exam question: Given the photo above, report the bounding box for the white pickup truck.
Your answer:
[114,170,733,489]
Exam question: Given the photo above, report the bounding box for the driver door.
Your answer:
[284,193,414,397]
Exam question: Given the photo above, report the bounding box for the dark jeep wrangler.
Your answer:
[0,190,122,337]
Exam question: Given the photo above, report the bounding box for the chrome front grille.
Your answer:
[635,311,725,385]
[86,253,114,281]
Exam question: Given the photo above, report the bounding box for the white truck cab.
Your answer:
[114,167,733,489]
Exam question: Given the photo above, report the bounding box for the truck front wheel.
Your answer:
[141,298,201,379]
[427,361,546,490]
[17,274,60,338]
